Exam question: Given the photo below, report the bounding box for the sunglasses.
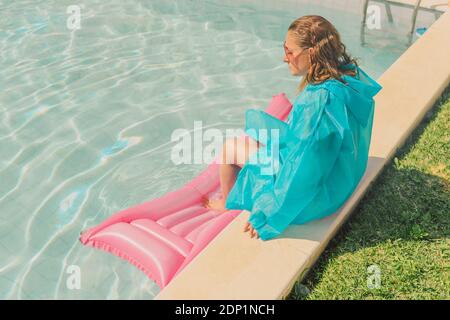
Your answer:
[283,41,307,59]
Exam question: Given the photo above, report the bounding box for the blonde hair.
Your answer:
[288,15,359,94]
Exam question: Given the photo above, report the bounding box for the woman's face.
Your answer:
[283,31,311,76]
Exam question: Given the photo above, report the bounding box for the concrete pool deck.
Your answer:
[155,10,450,300]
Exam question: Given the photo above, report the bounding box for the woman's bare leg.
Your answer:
[204,163,241,211]
[204,136,259,211]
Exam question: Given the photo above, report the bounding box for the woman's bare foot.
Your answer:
[202,196,227,212]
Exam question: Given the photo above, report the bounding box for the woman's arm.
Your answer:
[244,109,299,149]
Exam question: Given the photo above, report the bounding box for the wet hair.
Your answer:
[288,15,359,93]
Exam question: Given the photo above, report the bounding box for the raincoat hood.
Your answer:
[323,65,382,127]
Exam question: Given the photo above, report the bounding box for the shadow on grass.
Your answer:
[286,85,450,300]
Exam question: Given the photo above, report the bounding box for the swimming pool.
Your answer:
[0,0,439,299]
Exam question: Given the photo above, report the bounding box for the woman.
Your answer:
[204,15,382,240]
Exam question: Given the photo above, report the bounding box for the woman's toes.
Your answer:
[205,198,227,211]
[200,196,209,206]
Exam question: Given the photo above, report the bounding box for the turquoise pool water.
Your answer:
[0,0,435,299]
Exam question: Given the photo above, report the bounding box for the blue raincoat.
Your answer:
[225,64,382,240]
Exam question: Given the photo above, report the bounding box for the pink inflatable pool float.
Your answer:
[79,93,293,288]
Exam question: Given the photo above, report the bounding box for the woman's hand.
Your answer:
[244,221,260,239]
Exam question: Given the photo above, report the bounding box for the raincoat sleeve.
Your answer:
[243,109,295,147]
[247,89,348,240]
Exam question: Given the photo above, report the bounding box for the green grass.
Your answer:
[287,86,450,300]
